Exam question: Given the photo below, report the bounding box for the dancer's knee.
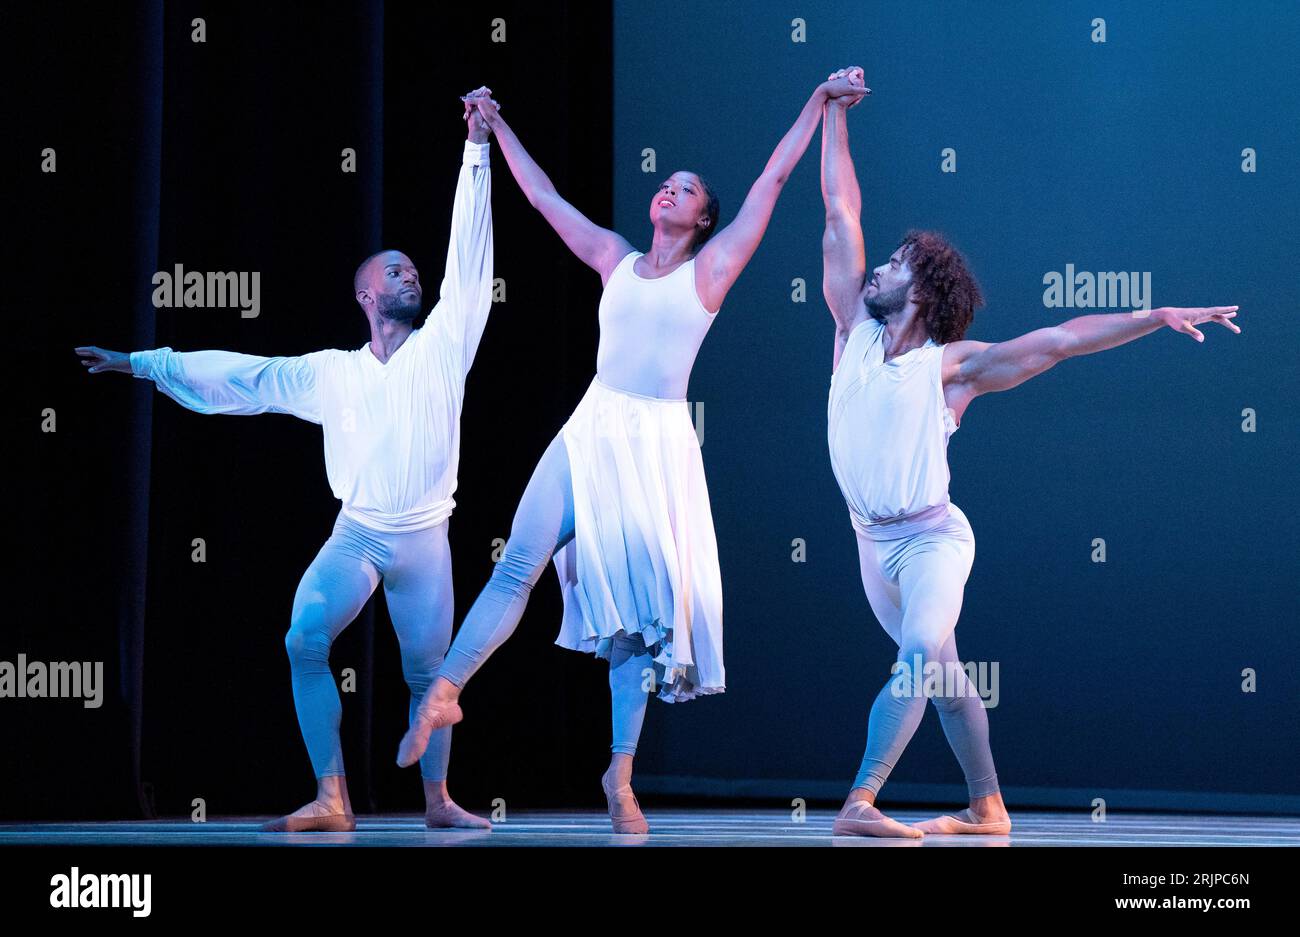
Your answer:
[894,637,949,696]
[896,637,945,670]
[491,539,551,596]
[284,615,333,667]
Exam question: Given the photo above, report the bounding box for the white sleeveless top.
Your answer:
[827,316,959,538]
[595,251,719,400]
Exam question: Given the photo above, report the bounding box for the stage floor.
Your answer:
[4,810,1297,847]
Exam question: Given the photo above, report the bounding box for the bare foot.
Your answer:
[832,798,923,838]
[601,767,648,835]
[911,807,1011,835]
[425,799,492,830]
[261,798,356,833]
[397,679,463,768]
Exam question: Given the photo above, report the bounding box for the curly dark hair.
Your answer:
[688,173,721,253]
[899,230,983,343]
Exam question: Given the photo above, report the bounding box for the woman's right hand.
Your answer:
[822,67,869,108]
[462,86,502,127]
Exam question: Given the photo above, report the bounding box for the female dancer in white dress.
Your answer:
[398,74,869,832]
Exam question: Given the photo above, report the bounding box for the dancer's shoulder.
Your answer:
[301,348,345,366]
[832,314,880,374]
[846,313,882,345]
[602,250,641,286]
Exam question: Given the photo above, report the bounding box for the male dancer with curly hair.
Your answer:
[819,68,1240,837]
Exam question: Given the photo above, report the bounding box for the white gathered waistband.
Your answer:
[851,502,955,541]
[339,496,456,534]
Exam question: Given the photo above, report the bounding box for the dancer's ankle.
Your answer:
[422,779,454,809]
[314,775,352,814]
[432,676,461,703]
[603,754,634,789]
[969,791,1007,820]
[845,787,876,807]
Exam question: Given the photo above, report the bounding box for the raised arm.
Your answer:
[944,306,1242,406]
[468,93,632,285]
[75,345,324,422]
[434,91,495,376]
[821,67,869,367]
[695,71,869,313]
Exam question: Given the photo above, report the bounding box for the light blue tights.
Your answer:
[439,432,652,755]
[851,507,1001,800]
[286,512,455,781]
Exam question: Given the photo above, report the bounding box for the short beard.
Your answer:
[376,292,420,322]
[866,282,909,323]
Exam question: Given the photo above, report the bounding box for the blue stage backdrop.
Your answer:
[613,0,1300,812]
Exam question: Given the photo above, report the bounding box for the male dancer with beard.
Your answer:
[74,89,499,832]
[818,68,1240,837]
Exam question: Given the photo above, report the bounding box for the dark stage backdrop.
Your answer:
[613,0,1300,812]
[8,1,1297,823]
[12,1,617,820]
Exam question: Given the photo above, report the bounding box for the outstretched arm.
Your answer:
[696,72,868,313]
[435,89,495,377]
[469,94,632,285]
[945,306,1241,403]
[820,67,869,368]
[75,345,324,422]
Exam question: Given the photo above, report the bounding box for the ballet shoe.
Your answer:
[260,811,357,833]
[396,697,463,767]
[425,801,493,830]
[601,773,649,835]
[831,800,924,838]
[911,810,1011,835]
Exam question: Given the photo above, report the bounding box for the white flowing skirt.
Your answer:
[551,376,725,702]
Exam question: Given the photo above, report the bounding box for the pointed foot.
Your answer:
[601,771,649,835]
[397,699,463,767]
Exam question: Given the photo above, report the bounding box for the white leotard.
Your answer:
[595,251,719,399]
[827,316,959,538]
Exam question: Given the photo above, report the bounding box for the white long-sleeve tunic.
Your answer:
[131,140,493,533]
